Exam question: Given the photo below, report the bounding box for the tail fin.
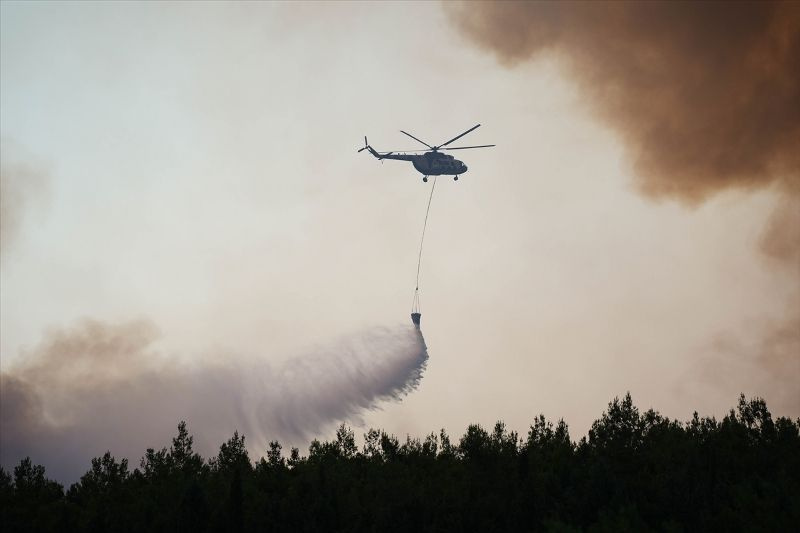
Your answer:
[357,136,384,159]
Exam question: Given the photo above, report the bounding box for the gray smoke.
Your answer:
[0,318,428,483]
[0,138,50,256]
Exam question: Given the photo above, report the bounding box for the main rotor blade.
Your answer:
[438,124,481,148]
[441,144,496,150]
[400,130,432,149]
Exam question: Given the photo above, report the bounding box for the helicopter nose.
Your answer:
[462,164,468,172]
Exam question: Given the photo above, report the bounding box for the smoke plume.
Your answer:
[447,1,800,202]
[0,138,50,256]
[0,319,428,483]
[447,2,799,412]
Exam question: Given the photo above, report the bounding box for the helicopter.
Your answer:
[358,124,494,182]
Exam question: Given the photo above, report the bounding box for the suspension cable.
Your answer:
[412,176,438,313]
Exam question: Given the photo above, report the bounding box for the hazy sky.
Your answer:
[1,1,797,472]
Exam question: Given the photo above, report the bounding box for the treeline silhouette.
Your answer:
[2,394,798,532]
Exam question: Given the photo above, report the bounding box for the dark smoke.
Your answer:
[447,1,800,413]
[447,1,800,202]
[0,318,428,483]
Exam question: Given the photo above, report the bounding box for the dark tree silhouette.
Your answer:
[2,394,798,532]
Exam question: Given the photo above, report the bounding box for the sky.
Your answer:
[1,1,798,480]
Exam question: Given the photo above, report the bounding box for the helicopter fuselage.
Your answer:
[368,149,467,176]
[412,152,467,176]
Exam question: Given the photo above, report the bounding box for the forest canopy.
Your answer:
[2,393,798,532]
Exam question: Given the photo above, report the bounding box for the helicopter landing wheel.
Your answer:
[423,176,428,182]
[454,176,459,181]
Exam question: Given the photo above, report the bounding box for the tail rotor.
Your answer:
[357,136,369,153]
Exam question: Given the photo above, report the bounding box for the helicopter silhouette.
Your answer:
[358,124,494,182]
